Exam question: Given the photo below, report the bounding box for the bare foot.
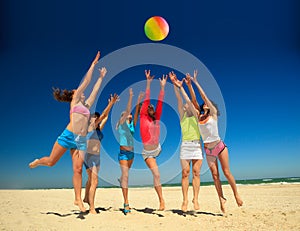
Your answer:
[29,159,39,168]
[74,200,86,212]
[220,197,227,213]
[181,201,188,212]
[158,200,165,211]
[192,199,200,210]
[89,208,97,214]
[83,198,89,204]
[235,194,243,207]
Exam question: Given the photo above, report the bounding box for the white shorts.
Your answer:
[180,140,203,160]
[142,144,161,160]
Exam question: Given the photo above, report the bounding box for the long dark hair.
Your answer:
[200,101,220,116]
[148,104,156,122]
[52,87,74,102]
[91,112,100,130]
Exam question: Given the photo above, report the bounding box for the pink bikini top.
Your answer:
[70,104,90,118]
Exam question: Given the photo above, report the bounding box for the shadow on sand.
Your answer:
[43,206,112,220]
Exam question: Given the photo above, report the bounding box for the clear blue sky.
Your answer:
[0,0,299,189]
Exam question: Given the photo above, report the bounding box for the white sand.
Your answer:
[0,184,300,230]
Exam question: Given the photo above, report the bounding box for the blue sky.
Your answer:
[0,0,299,188]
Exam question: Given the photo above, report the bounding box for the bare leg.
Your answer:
[83,170,91,204]
[145,158,165,211]
[219,148,243,207]
[71,149,86,212]
[180,159,190,212]
[29,142,67,168]
[207,155,227,213]
[119,159,133,212]
[87,166,99,214]
[191,159,202,210]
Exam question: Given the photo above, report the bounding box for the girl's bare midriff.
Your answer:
[143,143,159,151]
[120,145,133,151]
[87,139,100,155]
[67,113,89,136]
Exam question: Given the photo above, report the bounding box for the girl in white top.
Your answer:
[186,70,243,213]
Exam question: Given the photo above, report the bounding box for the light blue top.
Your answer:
[118,121,134,147]
[87,129,103,142]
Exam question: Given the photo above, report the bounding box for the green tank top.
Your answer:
[180,112,200,141]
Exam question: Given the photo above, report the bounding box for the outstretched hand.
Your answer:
[138,91,145,101]
[169,71,183,88]
[93,51,101,65]
[99,67,107,78]
[169,71,178,83]
[184,73,192,85]
[109,93,119,104]
[159,74,168,88]
[145,70,155,82]
[190,69,198,83]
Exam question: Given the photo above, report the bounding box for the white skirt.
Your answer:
[180,140,203,160]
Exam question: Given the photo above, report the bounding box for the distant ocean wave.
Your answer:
[161,177,300,188]
[221,177,300,186]
[262,179,272,182]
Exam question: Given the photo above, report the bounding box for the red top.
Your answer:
[140,89,165,145]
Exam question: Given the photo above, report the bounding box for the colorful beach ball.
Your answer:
[144,16,169,41]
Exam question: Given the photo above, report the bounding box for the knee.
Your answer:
[212,172,220,181]
[73,166,83,175]
[192,169,200,178]
[223,169,231,178]
[182,170,190,178]
[122,171,129,179]
[47,159,56,167]
[152,170,160,179]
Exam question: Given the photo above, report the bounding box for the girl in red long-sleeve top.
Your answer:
[139,70,167,211]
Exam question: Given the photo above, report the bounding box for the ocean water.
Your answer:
[161,177,300,188]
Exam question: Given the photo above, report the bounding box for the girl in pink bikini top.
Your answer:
[70,104,90,118]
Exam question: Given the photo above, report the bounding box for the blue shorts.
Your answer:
[57,129,87,151]
[118,150,134,161]
[84,153,100,169]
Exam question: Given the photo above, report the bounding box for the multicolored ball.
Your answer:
[144,16,169,41]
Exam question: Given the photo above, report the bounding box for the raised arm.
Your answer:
[119,88,134,126]
[98,116,108,131]
[97,93,119,130]
[169,72,184,119]
[155,74,167,120]
[140,70,154,115]
[179,84,199,119]
[85,67,107,108]
[185,70,200,111]
[191,75,218,117]
[73,51,100,104]
[133,91,144,127]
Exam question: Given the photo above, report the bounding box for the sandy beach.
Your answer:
[0,184,299,231]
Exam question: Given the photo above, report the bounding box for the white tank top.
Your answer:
[198,116,220,143]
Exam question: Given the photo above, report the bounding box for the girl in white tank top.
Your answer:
[185,70,243,213]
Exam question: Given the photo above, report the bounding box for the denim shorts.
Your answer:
[57,129,87,151]
[84,153,100,169]
[118,150,134,161]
